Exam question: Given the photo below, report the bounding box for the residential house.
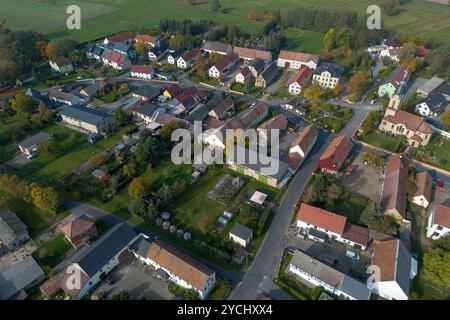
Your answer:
[130,65,155,80]
[416,75,445,98]
[208,97,234,120]
[48,90,85,106]
[177,48,199,69]
[379,95,432,147]
[284,124,318,172]
[103,32,135,46]
[60,105,113,134]
[135,34,160,48]
[427,204,450,240]
[233,46,272,63]
[111,42,136,59]
[256,114,288,143]
[227,145,291,188]
[235,66,253,84]
[371,239,417,300]
[380,154,409,221]
[151,111,191,130]
[0,257,45,300]
[289,250,371,300]
[49,57,73,74]
[56,223,138,299]
[229,223,253,248]
[412,171,433,208]
[25,88,42,102]
[296,203,369,250]
[255,61,278,88]
[167,47,184,65]
[163,84,182,99]
[415,93,448,117]
[132,85,160,101]
[130,236,216,299]
[61,215,97,248]
[209,54,239,78]
[80,83,102,98]
[86,43,104,60]
[378,66,409,98]
[312,62,344,89]
[148,43,169,61]
[15,73,34,86]
[277,50,320,70]
[248,58,266,77]
[380,47,401,63]
[18,132,51,156]
[317,134,353,174]
[201,40,232,56]
[228,102,269,130]
[104,51,131,71]
[0,209,30,252]
[288,66,313,95]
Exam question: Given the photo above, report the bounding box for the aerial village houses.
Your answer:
[312,63,344,89]
[255,61,279,88]
[130,236,216,299]
[110,42,137,59]
[209,54,239,78]
[277,50,320,70]
[135,33,160,48]
[235,66,253,84]
[208,97,234,120]
[103,31,135,46]
[201,40,232,56]
[380,154,409,221]
[60,105,113,134]
[284,124,318,172]
[415,93,449,117]
[427,204,450,240]
[61,215,97,248]
[102,51,131,71]
[233,46,272,63]
[167,48,184,65]
[416,75,445,98]
[148,43,168,61]
[49,57,73,74]
[130,65,155,80]
[131,101,160,124]
[317,134,353,174]
[177,48,200,69]
[18,132,51,156]
[378,66,409,98]
[371,239,417,300]
[296,203,370,250]
[412,171,433,208]
[289,250,371,300]
[48,90,85,106]
[288,66,313,95]
[256,114,288,143]
[0,209,30,252]
[379,95,432,147]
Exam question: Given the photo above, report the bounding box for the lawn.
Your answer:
[304,103,354,133]
[358,130,407,153]
[415,135,450,171]
[0,189,61,237]
[0,114,25,162]
[32,234,73,272]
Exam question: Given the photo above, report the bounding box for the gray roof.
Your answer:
[338,275,372,300]
[81,83,101,97]
[394,240,412,296]
[60,105,111,127]
[0,209,29,246]
[18,132,51,149]
[201,40,232,54]
[129,234,152,257]
[417,76,445,95]
[0,256,44,299]
[259,61,278,83]
[25,88,42,100]
[133,85,160,99]
[250,58,266,75]
[314,62,344,77]
[290,250,370,300]
[75,223,136,277]
[229,223,253,241]
[422,94,448,112]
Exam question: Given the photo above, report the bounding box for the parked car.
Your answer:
[345,250,360,261]
[26,154,34,161]
[319,255,338,265]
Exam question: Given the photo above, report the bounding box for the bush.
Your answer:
[311,287,322,300]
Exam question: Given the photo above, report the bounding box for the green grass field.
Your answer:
[32,234,73,271]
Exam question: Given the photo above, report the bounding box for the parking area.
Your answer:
[342,149,384,202]
[287,233,371,282]
[93,256,175,300]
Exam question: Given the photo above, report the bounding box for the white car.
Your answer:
[345,250,360,261]
[26,154,34,160]
[370,99,376,105]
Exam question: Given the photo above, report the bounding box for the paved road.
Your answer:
[228,131,331,300]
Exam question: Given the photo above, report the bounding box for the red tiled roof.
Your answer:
[433,204,450,228]
[61,215,95,241]
[390,66,408,88]
[414,171,433,201]
[131,65,153,74]
[292,124,318,153]
[206,117,226,130]
[51,57,72,67]
[257,114,288,131]
[372,240,399,281]
[165,84,182,97]
[213,53,238,72]
[297,203,347,235]
[383,110,431,134]
[233,46,272,61]
[291,66,313,85]
[106,32,135,43]
[136,34,157,44]
[341,223,369,246]
[319,134,353,171]
[278,50,320,64]
[380,154,409,218]
[415,45,429,57]
[110,52,127,65]
[181,48,200,62]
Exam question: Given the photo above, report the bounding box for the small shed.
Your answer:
[229,223,253,248]
[249,191,268,207]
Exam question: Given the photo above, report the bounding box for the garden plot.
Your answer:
[207,174,245,204]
